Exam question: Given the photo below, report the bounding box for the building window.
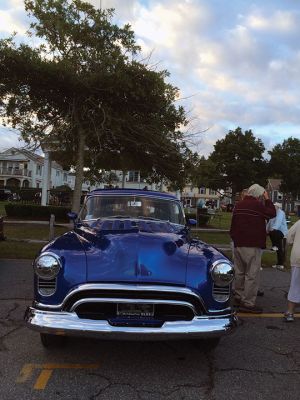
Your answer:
[209,189,216,195]
[185,198,192,207]
[36,165,42,175]
[199,187,206,194]
[128,171,139,182]
[63,173,67,181]
[56,170,60,177]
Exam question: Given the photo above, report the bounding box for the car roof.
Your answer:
[87,188,178,200]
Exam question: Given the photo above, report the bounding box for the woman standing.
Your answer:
[284,218,300,321]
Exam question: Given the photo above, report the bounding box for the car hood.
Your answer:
[83,219,190,285]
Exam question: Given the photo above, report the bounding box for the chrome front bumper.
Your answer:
[25,307,237,341]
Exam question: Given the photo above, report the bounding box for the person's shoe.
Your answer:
[239,304,263,313]
[257,290,264,297]
[271,246,278,251]
[284,312,294,322]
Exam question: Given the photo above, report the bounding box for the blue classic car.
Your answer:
[25,189,236,347]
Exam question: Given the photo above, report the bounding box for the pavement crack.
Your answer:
[204,350,216,400]
[0,325,24,351]
[4,302,20,320]
[88,373,189,399]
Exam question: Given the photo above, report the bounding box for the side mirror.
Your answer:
[187,218,197,226]
[67,212,78,221]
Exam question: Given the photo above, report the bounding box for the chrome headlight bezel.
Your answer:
[34,252,62,280]
[210,260,234,287]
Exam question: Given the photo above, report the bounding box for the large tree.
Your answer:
[0,0,187,211]
[208,127,268,199]
[268,137,300,197]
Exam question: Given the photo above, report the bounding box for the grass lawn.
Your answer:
[4,223,69,241]
[0,223,70,259]
[0,241,43,259]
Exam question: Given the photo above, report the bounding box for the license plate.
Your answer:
[117,303,154,317]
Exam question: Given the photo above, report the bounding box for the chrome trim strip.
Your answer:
[70,298,197,314]
[25,307,237,340]
[35,284,206,311]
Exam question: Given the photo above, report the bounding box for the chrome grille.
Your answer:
[212,284,230,302]
[63,287,205,315]
[73,301,196,322]
[38,277,56,296]
[61,284,206,326]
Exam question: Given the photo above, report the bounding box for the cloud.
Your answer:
[0,0,299,160]
[0,127,27,151]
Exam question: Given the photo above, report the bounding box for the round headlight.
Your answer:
[34,253,61,280]
[211,261,234,287]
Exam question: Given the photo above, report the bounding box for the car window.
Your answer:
[79,195,185,225]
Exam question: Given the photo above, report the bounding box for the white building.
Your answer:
[0,147,69,189]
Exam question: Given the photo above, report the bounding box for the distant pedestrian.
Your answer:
[266,202,288,270]
[230,184,276,313]
[284,218,300,322]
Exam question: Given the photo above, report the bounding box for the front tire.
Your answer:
[40,333,66,348]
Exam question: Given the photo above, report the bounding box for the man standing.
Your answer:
[230,184,276,313]
[266,202,288,270]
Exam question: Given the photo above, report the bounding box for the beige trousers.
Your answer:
[233,247,262,307]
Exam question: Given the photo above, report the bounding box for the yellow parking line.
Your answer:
[17,363,100,390]
[237,312,300,318]
[34,369,53,390]
[16,364,41,383]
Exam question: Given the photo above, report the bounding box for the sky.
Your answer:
[0,0,300,157]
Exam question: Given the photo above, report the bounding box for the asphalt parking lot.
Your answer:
[0,259,299,400]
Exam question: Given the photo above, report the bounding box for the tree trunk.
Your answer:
[72,131,85,212]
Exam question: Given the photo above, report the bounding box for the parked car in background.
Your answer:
[0,189,12,201]
[25,189,236,348]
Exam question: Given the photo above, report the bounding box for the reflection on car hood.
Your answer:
[84,218,189,285]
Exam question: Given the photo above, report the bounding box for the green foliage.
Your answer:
[190,156,215,191]
[209,127,268,197]
[5,203,71,221]
[268,137,300,197]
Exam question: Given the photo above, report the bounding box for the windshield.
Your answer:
[79,195,185,225]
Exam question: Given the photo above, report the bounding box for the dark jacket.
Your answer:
[230,196,276,248]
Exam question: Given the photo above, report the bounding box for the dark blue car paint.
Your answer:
[34,189,231,313]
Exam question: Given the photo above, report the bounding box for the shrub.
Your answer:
[5,204,71,222]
